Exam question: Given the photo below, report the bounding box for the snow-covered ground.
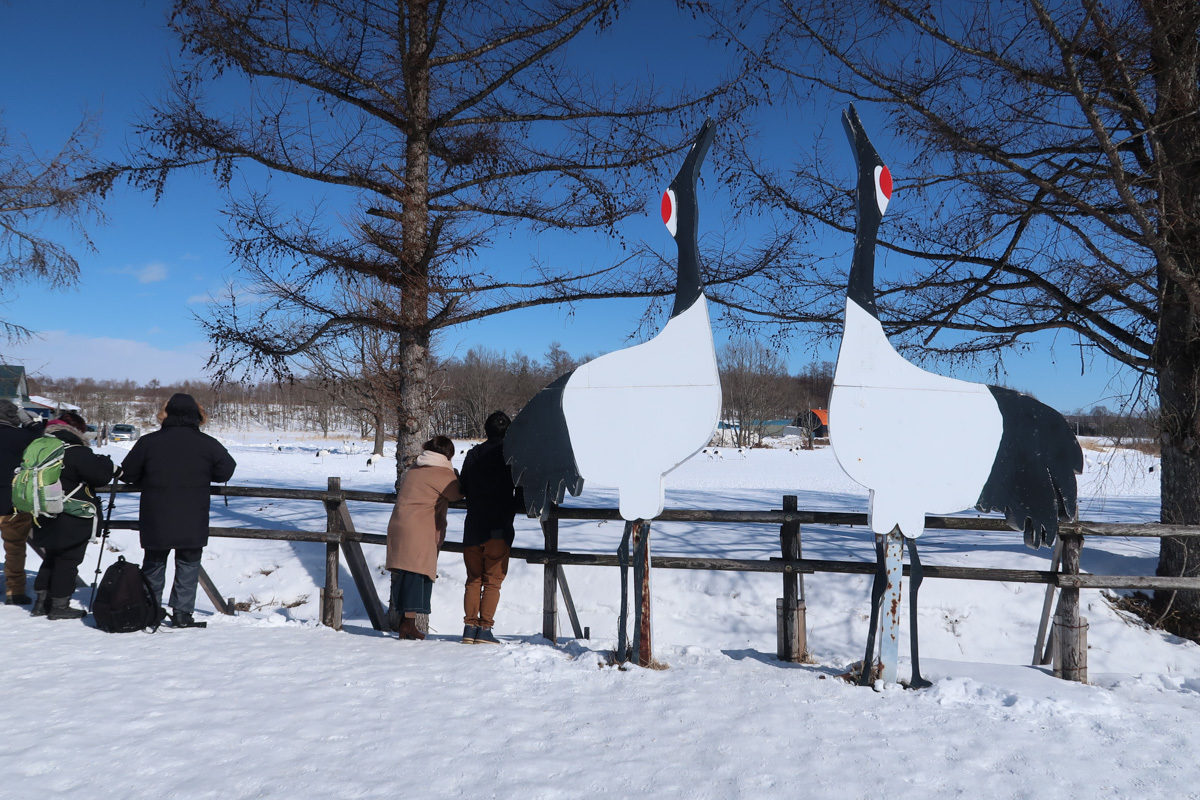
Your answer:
[3,432,1199,799]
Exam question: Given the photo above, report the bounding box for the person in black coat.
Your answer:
[459,411,523,645]
[30,412,114,620]
[119,393,236,628]
[0,400,45,605]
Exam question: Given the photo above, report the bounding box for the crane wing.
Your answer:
[975,386,1084,548]
[504,371,585,521]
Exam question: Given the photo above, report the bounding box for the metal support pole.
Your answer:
[617,522,632,662]
[878,530,904,685]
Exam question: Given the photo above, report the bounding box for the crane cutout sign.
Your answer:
[829,105,1083,687]
[505,120,722,522]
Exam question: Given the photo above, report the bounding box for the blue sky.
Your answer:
[0,2,1137,413]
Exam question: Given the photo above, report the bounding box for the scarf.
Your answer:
[414,450,453,470]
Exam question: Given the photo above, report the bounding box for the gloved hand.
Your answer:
[16,407,37,426]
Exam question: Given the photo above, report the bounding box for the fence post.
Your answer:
[542,515,559,643]
[321,477,344,631]
[777,494,807,662]
[1052,533,1087,683]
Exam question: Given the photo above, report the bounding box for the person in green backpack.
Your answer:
[28,411,114,620]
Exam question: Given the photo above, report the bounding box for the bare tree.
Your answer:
[706,0,1200,629]
[111,0,747,480]
[0,114,105,341]
[718,336,792,446]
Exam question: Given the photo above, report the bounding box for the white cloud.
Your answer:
[115,262,169,284]
[2,331,211,383]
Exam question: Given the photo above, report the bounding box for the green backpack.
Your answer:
[11,436,96,522]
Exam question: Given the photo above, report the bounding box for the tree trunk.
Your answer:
[1150,0,1200,630]
[394,1,432,488]
[1153,303,1200,624]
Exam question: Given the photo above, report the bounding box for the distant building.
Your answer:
[794,409,829,437]
[26,395,81,419]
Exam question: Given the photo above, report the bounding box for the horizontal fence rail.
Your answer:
[96,482,1200,593]
[83,479,1200,682]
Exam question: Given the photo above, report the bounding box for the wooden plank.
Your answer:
[555,569,586,640]
[100,481,1200,537]
[1033,539,1062,666]
[197,566,234,615]
[327,493,386,632]
[328,494,384,633]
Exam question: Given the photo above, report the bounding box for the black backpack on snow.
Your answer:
[92,557,167,633]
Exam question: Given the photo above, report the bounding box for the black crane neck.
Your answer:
[668,119,716,319]
[842,106,885,320]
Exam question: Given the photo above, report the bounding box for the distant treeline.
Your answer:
[30,343,1153,448]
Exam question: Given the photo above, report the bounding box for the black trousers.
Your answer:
[33,539,88,599]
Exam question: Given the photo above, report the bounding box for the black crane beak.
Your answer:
[842,104,884,171]
[675,118,717,188]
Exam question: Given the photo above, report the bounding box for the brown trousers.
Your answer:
[463,538,510,629]
[1,512,34,596]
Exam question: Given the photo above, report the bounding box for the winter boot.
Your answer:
[171,612,207,629]
[30,590,48,617]
[5,592,32,605]
[462,625,480,644]
[474,627,501,645]
[47,596,86,620]
[398,616,426,640]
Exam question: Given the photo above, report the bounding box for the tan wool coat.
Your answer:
[385,452,464,581]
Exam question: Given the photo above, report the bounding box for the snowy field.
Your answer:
[3,432,1200,799]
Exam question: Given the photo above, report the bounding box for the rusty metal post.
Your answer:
[320,477,344,631]
[631,519,653,668]
[777,494,807,662]
[878,530,904,684]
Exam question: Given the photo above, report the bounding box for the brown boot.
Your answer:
[398,616,426,640]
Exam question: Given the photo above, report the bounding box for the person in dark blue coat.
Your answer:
[30,412,114,619]
[119,393,236,628]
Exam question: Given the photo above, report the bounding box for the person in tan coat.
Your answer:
[385,435,463,640]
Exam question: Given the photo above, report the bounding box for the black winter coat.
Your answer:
[0,419,45,515]
[459,437,522,547]
[120,419,236,550]
[30,427,114,550]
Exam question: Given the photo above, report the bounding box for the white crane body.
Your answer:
[562,296,720,520]
[831,298,1002,538]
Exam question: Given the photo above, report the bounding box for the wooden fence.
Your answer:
[85,477,1200,684]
